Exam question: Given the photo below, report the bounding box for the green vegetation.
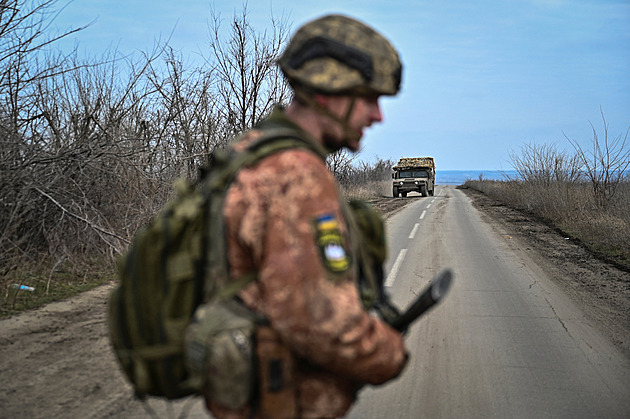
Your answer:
[2,257,111,317]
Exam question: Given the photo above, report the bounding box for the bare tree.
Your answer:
[206,4,292,136]
[1,0,92,264]
[327,148,360,184]
[1,49,164,261]
[0,0,89,89]
[508,142,581,186]
[0,1,301,292]
[565,110,630,207]
[146,48,222,179]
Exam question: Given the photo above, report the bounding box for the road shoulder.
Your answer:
[459,186,630,359]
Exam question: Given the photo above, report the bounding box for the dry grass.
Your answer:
[341,180,392,201]
[464,179,630,269]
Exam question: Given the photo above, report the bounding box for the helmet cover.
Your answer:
[278,14,402,96]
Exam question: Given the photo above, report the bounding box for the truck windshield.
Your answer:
[399,170,429,178]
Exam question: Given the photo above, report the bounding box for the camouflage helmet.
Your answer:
[278,14,402,96]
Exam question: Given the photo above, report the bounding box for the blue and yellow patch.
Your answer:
[314,214,350,274]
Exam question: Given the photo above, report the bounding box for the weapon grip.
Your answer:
[389,269,453,332]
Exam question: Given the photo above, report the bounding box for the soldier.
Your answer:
[208,14,408,418]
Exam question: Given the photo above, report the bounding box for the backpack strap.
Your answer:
[206,128,326,193]
[202,128,328,303]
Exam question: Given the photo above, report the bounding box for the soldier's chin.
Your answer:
[324,135,360,153]
[346,132,363,152]
[345,141,361,153]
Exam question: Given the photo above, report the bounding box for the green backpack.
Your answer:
[108,131,324,401]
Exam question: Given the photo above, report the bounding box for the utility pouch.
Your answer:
[185,299,260,409]
[256,326,298,419]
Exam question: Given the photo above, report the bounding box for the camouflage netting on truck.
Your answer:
[393,157,435,170]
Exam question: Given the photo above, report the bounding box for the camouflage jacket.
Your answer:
[207,108,408,419]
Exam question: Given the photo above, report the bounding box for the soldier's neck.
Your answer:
[284,101,326,147]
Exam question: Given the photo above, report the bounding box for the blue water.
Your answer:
[436,170,517,185]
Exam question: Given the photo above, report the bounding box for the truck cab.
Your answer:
[392,157,435,197]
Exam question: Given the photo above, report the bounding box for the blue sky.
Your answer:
[53,0,629,170]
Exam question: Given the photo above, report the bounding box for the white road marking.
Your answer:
[420,210,427,220]
[409,223,420,239]
[385,249,407,287]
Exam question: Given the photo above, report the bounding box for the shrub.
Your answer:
[465,134,630,269]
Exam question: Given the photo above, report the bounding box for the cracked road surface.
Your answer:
[349,185,630,419]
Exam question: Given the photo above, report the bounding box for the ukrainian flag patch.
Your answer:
[314,214,350,274]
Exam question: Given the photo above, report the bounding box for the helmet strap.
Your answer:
[293,88,360,147]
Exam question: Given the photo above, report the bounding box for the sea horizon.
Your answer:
[436,169,517,185]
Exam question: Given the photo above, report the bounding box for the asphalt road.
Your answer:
[3,185,627,419]
[348,185,630,419]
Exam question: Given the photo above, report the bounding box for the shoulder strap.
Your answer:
[203,128,327,302]
[205,129,326,194]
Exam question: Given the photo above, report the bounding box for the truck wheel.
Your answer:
[393,187,399,197]
[420,185,427,197]
[429,188,434,196]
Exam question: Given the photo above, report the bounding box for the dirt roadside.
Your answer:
[0,190,627,419]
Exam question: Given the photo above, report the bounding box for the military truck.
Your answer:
[392,157,435,197]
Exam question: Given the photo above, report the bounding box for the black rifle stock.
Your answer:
[388,268,453,332]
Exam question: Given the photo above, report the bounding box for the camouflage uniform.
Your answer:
[205,109,407,418]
